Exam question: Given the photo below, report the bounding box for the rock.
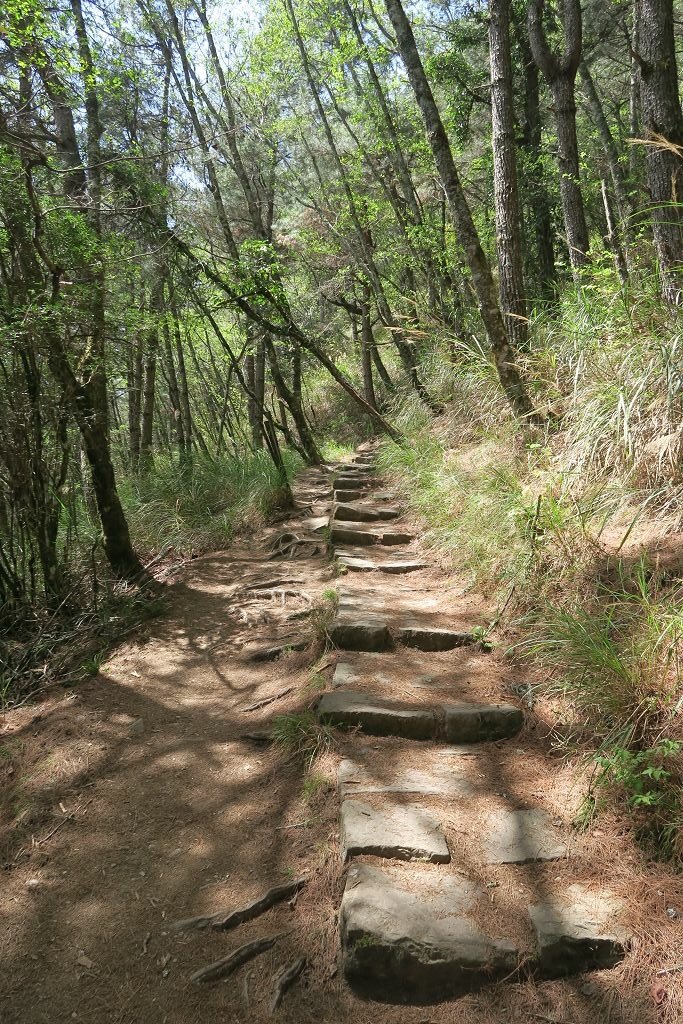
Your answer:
[328,620,392,652]
[379,531,414,546]
[332,475,378,490]
[340,800,450,863]
[379,560,427,574]
[338,758,473,797]
[529,885,630,977]
[318,691,435,739]
[340,864,519,1003]
[335,551,427,574]
[332,662,357,687]
[129,717,145,736]
[330,525,381,547]
[302,516,329,534]
[444,702,523,742]
[333,489,363,503]
[333,503,400,523]
[398,626,479,651]
[483,809,568,864]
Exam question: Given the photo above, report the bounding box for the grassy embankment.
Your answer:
[377,278,683,859]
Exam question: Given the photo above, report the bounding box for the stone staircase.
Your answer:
[316,446,631,1006]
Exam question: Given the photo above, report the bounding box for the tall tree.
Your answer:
[382,0,535,417]
[528,0,590,272]
[634,0,683,302]
[489,0,528,350]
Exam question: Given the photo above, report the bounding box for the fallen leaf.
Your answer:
[652,981,667,1006]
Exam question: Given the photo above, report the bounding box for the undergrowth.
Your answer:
[121,449,300,556]
[377,278,683,860]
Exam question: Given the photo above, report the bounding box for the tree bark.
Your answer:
[528,0,590,272]
[383,0,535,418]
[634,0,683,302]
[489,0,528,350]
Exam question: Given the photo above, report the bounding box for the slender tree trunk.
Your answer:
[128,328,143,471]
[253,334,266,449]
[161,315,187,458]
[285,0,432,407]
[634,0,683,302]
[528,0,590,273]
[265,337,321,464]
[489,0,528,350]
[514,16,557,296]
[139,286,161,470]
[384,0,535,418]
[579,62,634,228]
[69,0,143,579]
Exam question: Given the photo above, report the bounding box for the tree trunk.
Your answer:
[528,0,590,273]
[384,0,535,418]
[489,0,528,350]
[360,302,378,412]
[514,15,557,297]
[265,337,321,464]
[634,0,683,302]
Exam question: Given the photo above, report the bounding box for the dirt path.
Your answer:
[1,453,681,1023]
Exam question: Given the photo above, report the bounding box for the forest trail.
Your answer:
[0,451,667,1023]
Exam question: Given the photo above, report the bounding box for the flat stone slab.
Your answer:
[484,809,568,864]
[333,502,400,523]
[318,691,434,739]
[328,620,393,651]
[333,488,364,502]
[332,475,378,490]
[338,758,473,797]
[340,864,519,1003]
[340,800,450,863]
[378,530,414,546]
[444,702,523,742]
[529,885,630,977]
[336,551,427,574]
[398,625,479,651]
[332,662,357,687]
[330,525,381,546]
[301,515,329,534]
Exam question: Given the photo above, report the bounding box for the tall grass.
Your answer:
[376,276,683,857]
[121,449,300,556]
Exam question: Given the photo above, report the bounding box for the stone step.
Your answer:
[330,525,413,547]
[444,702,523,742]
[340,799,450,863]
[340,864,518,1003]
[340,865,630,1003]
[318,690,523,742]
[332,474,379,490]
[338,757,473,797]
[529,884,630,978]
[318,690,434,739]
[333,502,400,523]
[336,550,427,574]
[397,625,481,651]
[333,488,364,503]
[483,808,568,864]
[327,621,393,652]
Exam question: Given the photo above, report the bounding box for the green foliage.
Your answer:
[121,450,299,556]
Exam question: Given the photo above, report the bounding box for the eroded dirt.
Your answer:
[2,461,682,1024]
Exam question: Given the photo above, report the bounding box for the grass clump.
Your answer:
[272,712,333,766]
